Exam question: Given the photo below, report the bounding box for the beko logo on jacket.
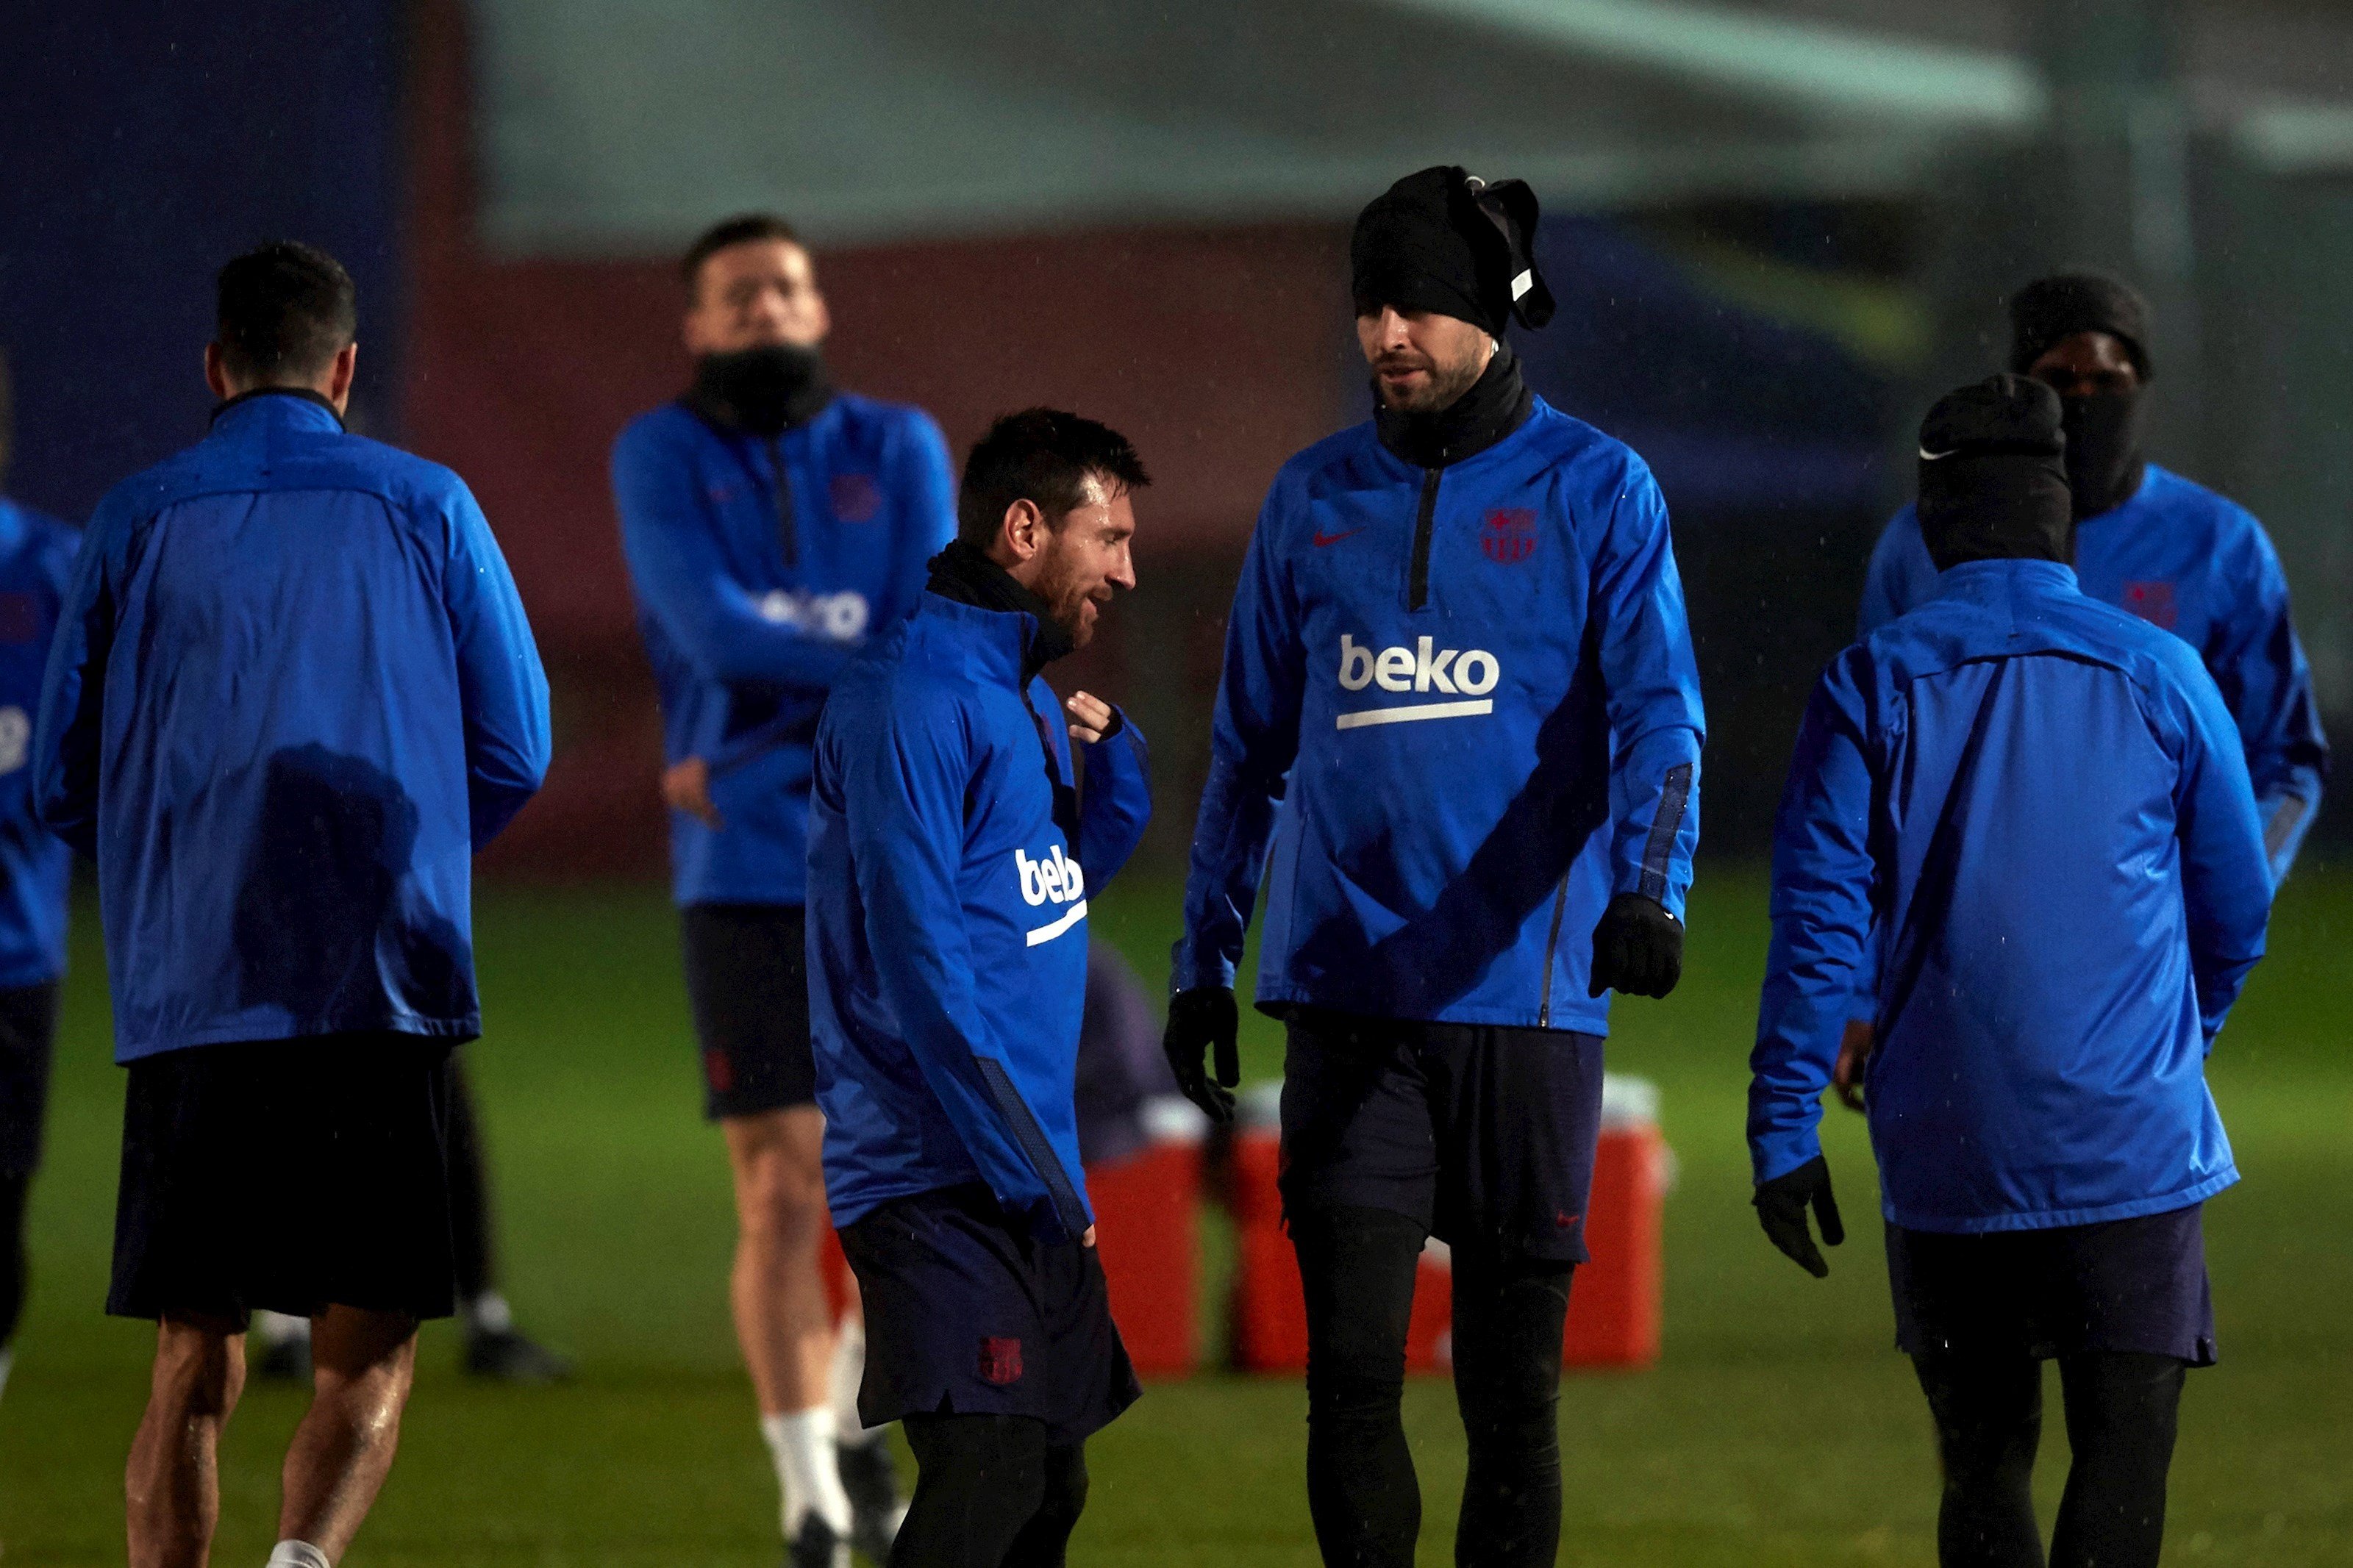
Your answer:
[757,589,870,640]
[1335,634,1499,729]
[1014,845,1087,946]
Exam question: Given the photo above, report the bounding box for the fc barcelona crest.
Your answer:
[1482,508,1536,565]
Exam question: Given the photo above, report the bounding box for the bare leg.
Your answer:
[127,1315,246,1568]
[722,1106,835,1414]
[277,1306,418,1559]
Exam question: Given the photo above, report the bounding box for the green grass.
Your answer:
[6,867,2352,1564]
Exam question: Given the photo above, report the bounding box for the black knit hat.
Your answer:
[1917,374,2073,572]
[2008,273,2153,382]
[1351,166,1555,337]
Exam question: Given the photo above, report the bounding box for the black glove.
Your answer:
[1163,987,1240,1123]
[1753,1155,1846,1278]
[1587,892,1682,998]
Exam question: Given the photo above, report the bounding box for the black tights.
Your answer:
[444,1055,493,1304]
[0,1170,28,1345]
[895,1412,1088,1568]
[1914,1350,2186,1568]
[1293,1205,1571,1568]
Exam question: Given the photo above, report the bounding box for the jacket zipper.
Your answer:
[767,436,798,568]
[1407,468,1441,610]
[1537,873,1570,1028]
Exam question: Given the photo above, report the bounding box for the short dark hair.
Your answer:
[956,409,1151,547]
[214,242,357,383]
[682,214,804,298]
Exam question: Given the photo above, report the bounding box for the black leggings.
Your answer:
[895,1412,1088,1568]
[444,1055,493,1304]
[0,1170,28,1345]
[1293,1204,1572,1568]
[1913,1350,2186,1568]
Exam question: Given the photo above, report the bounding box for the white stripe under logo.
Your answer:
[1335,699,1494,731]
[1026,898,1088,946]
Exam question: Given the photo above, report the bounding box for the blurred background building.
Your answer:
[5,0,2348,876]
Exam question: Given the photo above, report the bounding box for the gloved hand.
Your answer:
[1587,892,1682,998]
[1163,987,1240,1123]
[1753,1155,1845,1278]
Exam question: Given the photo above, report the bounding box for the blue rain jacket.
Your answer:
[35,393,550,1062]
[809,593,1152,1241]
[1172,398,1705,1033]
[0,498,79,989]
[1751,559,2271,1234]
[1863,466,2327,881]
[613,395,954,908]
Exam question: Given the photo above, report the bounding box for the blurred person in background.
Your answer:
[35,243,549,1568]
[1750,376,2270,1568]
[0,351,79,1408]
[1071,939,1181,1170]
[611,213,954,1564]
[810,410,1151,1568]
[1167,166,1705,1568]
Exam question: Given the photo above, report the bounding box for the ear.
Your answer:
[204,343,233,401]
[998,497,1047,565]
[326,343,359,415]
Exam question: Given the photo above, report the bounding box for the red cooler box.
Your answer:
[1231,1075,1668,1372]
[821,1098,1207,1379]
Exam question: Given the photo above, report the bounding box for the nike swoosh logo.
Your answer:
[1918,447,1954,460]
[1313,528,1364,547]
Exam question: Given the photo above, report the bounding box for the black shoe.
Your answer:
[462,1326,572,1384]
[251,1331,311,1382]
[788,1512,849,1568]
[838,1439,906,1563]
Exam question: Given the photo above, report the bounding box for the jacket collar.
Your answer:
[917,593,1038,690]
[208,387,346,435]
[1932,556,2079,599]
[924,540,1071,682]
[1371,342,1535,469]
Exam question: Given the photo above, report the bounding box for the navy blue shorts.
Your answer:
[0,982,60,1178]
[1888,1203,2216,1366]
[1278,1008,1605,1265]
[680,903,815,1120]
[840,1184,1140,1447]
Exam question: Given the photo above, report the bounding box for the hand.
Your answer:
[663,756,723,828]
[1587,892,1682,998]
[1832,1019,1874,1114]
[1065,691,1123,744]
[1163,987,1240,1123]
[1754,1155,1845,1278]
[1082,1225,1097,1249]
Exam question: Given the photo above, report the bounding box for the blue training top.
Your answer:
[1173,395,1706,1033]
[1751,558,2271,1234]
[808,593,1152,1242]
[613,393,955,909]
[1862,465,2327,881]
[35,392,551,1062]
[0,498,78,989]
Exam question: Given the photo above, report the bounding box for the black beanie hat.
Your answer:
[1351,166,1556,337]
[1916,374,2073,572]
[2008,273,2153,381]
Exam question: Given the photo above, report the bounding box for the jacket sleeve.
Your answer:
[32,499,122,860]
[2160,653,2272,1046]
[1076,712,1151,894]
[2204,518,2327,884]
[838,693,1088,1242]
[1590,464,1706,919]
[612,423,860,695]
[1172,488,1306,992]
[1748,656,1878,1183]
[442,481,553,850]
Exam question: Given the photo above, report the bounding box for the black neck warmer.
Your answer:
[687,343,834,438]
[1917,374,2073,572]
[1374,343,1535,469]
[926,539,1074,681]
[2060,390,2147,521]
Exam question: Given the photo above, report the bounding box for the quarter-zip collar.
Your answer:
[1373,342,1534,470]
[925,539,1074,684]
[208,387,346,434]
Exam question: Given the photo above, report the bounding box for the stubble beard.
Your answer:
[1376,343,1487,415]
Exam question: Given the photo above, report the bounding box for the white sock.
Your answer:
[265,1541,332,1568]
[252,1310,310,1349]
[0,1345,13,1403]
[761,1406,851,1538]
[829,1316,883,1448]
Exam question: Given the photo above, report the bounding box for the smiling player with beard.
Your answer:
[612,215,955,1566]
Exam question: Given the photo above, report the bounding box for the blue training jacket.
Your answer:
[809,593,1151,1242]
[1751,559,2271,1234]
[1172,397,1705,1033]
[0,498,78,989]
[613,394,955,908]
[1862,465,2327,882]
[35,392,551,1063]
